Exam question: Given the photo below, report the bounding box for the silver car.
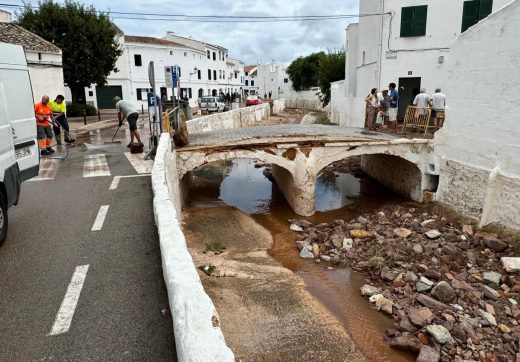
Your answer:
[200,96,225,113]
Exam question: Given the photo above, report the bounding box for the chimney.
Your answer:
[0,10,12,23]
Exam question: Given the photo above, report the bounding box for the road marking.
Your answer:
[49,264,89,336]
[83,154,111,177]
[124,152,153,174]
[109,174,150,190]
[28,159,60,181]
[91,205,109,231]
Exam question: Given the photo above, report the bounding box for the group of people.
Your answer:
[365,83,447,132]
[35,95,75,156]
[365,83,399,132]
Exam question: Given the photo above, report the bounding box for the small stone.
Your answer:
[311,243,320,258]
[299,247,314,259]
[478,309,497,326]
[376,297,394,314]
[295,240,309,251]
[413,244,424,254]
[421,219,435,227]
[330,235,343,249]
[290,223,304,232]
[408,307,433,327]
[474,231,498,239]
[377,211,385,218]
[484,303,495,315]
[416,264,428,273]
[399,315,417,333]
[501,257,520,273]
[350,229,373,239]
[404,271,419,283]
[357,216,369,224]
[394,228,412,238]
[424,270,442,280]
[320,255,331,262]
[508,298,518,305]
[498,324,511,333]
[450,304,464,311]
[484,236,508,252]
[482,285,500,300]
[402,213,412,219]
[387,333,422,353]
[425,229,442,239]
[431,281,456,303]
[381,269,399,282]
[361,284,381,297]
[342,237,353,250]
[416,277,435,292]
[501,283,511,292]
[462,224,474,235]
[416,345,440,362]
[483,271,502,285]
[425,324,452,344]
[442,244,460,256]
[369,293,384,303]
[417,294,452,311]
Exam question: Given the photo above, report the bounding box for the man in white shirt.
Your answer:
[431,88,447,127]
[413,88,431,108]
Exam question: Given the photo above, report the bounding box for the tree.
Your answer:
[17,0,122,103]
[286,51,324,91]
[317,49,345,107]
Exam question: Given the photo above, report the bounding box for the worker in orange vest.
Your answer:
[35,95,55,156]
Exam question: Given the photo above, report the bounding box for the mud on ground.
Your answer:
[182,205,365,361]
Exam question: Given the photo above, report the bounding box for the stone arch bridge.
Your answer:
[175,125,439,216]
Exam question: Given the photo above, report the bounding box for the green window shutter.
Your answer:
[462,1,479,32]
[478,0,493,20]
[400,7,415,37]
[413,5,428,36]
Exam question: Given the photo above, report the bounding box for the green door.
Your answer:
[96,86,123,109]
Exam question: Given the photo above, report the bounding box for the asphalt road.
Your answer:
[0,123,177,361]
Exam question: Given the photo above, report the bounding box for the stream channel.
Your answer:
[186,158,417,361]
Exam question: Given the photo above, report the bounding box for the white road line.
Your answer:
[28,159,60,181]
[83,154,111,177]
[124,152,153,174]
[49,264,89,336]
[109,176,121,190]
[91,205,109,231]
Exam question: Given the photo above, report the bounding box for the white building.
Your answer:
[84,30,245,109]
[255,63,292,99]
[225,57,245,96]
[244,65,258,95]
[331,0,510,126]
[0,11,64,103]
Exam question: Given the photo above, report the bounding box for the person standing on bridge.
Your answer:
[365,88,379,131]
[113,96,143,148]
[388,83,399,133]
[431,88,446,128]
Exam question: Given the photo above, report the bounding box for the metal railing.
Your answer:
[402,106,433,135]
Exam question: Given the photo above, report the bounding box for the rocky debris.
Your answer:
[501,257,520,273]
[430,281,456,303]
[290,223,304,232]
[360,284,381,296]
[299,246,314,259]
[425,325,451,344]
[288,206,520,361]
[416,345,440,362]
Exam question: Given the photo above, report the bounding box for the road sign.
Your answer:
[165,65,179,88]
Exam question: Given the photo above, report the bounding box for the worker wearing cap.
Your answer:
[35,95,55,156]
[49,94,75,144]
[113,96,143,148]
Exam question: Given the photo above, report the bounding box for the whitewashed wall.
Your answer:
[26,51,64,103]
[284,89,326,111]
[435,0,520,230]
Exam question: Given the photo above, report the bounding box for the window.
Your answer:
[134,54,142,66]
[219,70,222,79]
[219,51,221,60]
[38,52,42,61]
[189,88,192,99]
[207,50,210,59]
[400,5,428,37]
[208,69,211,80]
[213,52,216,61]
[251,80,254,86]
[88,91,94,96]
[461,0,493,32]
[223,71,225,79]
[197,70,201,80]
[245,80,249,86]
[213,70,217,80]
[235,72,237,79]
[284,78,288,83]
[178,67,181,77]
[170,51,173,55]
[245,71,249,76]
[136,88,151,101]
[184,52,187,57]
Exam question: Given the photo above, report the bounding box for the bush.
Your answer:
[66,103,98,117]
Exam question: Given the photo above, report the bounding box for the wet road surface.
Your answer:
[0,124,176,361]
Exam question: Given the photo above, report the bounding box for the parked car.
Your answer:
[0,43,40,245]
[200,96,225,112]
[246,95,262,107]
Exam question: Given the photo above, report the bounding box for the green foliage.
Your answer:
[318,49,345,107]
[17,0,122,100]
[205,241,226,254]
[286,51,324,91]
[66,103,97,117]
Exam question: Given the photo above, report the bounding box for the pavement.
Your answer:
[0,122,177,361]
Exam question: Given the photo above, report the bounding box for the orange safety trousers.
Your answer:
[36,122,53,149]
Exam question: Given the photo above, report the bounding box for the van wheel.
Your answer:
[0,192,7,246]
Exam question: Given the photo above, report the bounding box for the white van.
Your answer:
[0,43,40,245]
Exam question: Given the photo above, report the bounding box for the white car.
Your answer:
[200,96,225,113]
[0,43,40,245]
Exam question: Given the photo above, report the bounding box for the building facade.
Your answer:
[83,31,245,109]
[332,0,510,126]
[255,63,291,99]
[243,65,258,95]
[0,11,64,103]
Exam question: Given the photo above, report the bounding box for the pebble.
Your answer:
[394,227,412,238]
[483,236,508,252]
[413,244,424,254]
[369,293,384,303]
[482,285,500,300]
[508,298,518,305]
[342,237,353,250]
[349,229,373,239]
[462,224,474,235]
[299,247,314,259]
[408,307,433,327]
[416,276,434,292]
[425,229,442,239]
[498,324,511,333]
[482,271,502,285]
[501,257,520,273]
[360,284,381,297]
[426,324,452,344]
[416,345,440,362]
[290,223,304,232]
[375,297,394,314]
[421,219,435,227]
[478,309,497,326]
[431,281,456,303]
[320,255,331,262]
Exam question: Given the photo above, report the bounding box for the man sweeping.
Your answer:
[113,96,143,148]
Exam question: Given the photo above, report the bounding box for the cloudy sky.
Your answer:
[3,0,359,65]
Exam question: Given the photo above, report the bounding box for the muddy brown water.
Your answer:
[188,159,416,362]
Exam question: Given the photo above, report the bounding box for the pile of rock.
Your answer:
[290,206,520,361]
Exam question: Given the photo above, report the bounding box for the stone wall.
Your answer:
[284,90,327,111]
[434,1,520,230]
[328,81,365,127]
[361,154,423,201]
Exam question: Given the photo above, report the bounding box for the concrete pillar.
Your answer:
[271,150,316,216]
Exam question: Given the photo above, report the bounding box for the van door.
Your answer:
[0,82,18,207]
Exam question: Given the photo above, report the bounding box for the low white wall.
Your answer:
[284,90,327,111]
[152,134,235,361]
[187,103,269,133]
[327,81,365,128]
[272,98,285,114]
